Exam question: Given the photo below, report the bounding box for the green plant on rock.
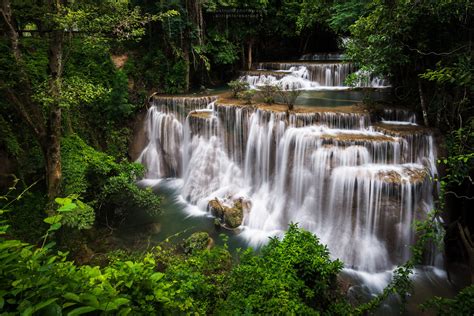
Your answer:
[182,232,212,254]
[228,80,250,98]
[277,83,301,111]
[259,82,278,104]
[237,89,256,105]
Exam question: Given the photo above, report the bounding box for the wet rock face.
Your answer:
[208,198,249,229]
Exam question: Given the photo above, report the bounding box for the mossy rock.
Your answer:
[223,201,243,228]
[182,232,213,254]
[207,198,244,229]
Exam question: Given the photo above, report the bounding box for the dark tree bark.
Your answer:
[1,0,64,203]
[247,38,254,70]
[45,28,64,201]
[418,79,430,127]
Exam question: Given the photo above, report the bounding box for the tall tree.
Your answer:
[0,0,168,204]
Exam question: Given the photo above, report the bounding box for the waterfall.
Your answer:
[239,61,389,89]
[137,98,438,274]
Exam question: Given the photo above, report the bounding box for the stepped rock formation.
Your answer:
[239,59,389,90]
[136,95,438,274]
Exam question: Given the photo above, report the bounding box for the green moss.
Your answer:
[182,232,212,254]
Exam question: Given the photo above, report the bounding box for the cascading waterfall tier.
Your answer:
[137,96,217,178]
[239,61,389,89]
[137,99,437,274]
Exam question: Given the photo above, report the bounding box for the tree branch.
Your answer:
[445,191,474,200]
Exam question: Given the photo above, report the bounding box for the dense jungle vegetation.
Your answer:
[0,0,473,314]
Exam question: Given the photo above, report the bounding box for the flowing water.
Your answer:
[134,59,454,313]
[239,61,389,89]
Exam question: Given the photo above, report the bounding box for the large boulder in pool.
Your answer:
[208,198,248,229]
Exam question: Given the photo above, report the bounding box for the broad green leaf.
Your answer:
[150,272,164,282]
[67,306,97,316]
[118,307,132,316]
[55,197,72,205]
[58,202,77,212]
[44,215,63,224]
[48,222,62,232]
[24,298,59,315]
[64,293,80,302]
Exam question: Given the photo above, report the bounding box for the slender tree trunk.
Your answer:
[302,32,312,54]
[241,43,245,69]
[247,39,253,70]
[2,0,64,203]
[183,44,190,92]
[44,0,64,201]
[418,79,429,127]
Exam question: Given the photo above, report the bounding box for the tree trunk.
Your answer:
[241,43,245,69]
[418,79,429,127]
[247,39,253,70]
[2,0,65,204]
[45,28,64,201]
[183,44,190,92]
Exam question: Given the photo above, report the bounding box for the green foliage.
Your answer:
[1,196,351,316]
[328,0,370,34]
[259,82,278,104]
[182,232,211,254]
[237,89,256,105]
[228,80,250,98]
[0,114,21,158]
[127,50,187,94]
[421,284,474,315]
[206,32,239,65]
[420,58,473,88]
[219,224,348,315]
[57,196,95,230]
[277,83,301,110]
[345,0,472,128]
[438,121,474,187]
[99,165,160,218]
[61,135,160,223]
[295,0,331,34]
[61,135,116,197]
[108,70,134,119]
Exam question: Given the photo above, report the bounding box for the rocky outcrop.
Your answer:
[208,197,250,229]
[182,232,214,254]
[129,108,148,161]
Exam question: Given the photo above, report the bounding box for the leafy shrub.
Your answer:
[99,166,161,219]
[228,80,250,98]
[421,284,474,315]
[237,89,256,105]
[58,196,95,230]
[61,135,160,225]
[218,224,348,314]
[182,232,211,254]
[107,70,134,120]
[277,83,301,110]
[259,83,278,104]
